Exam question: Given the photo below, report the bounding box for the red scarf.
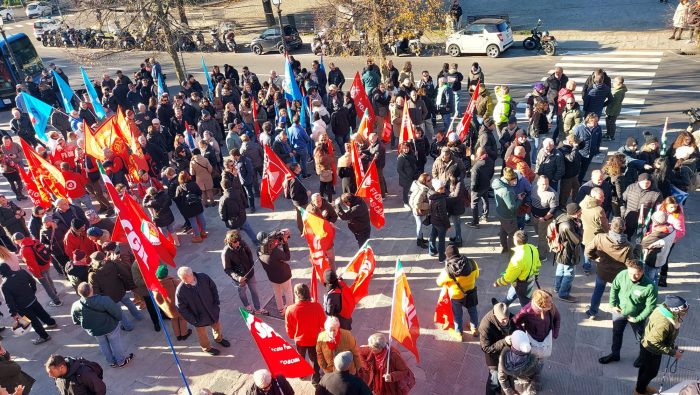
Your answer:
[326,330,341,351]
[370,347,390,394]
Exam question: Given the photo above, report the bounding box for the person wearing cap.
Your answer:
[635,295,688,395]
[622,172,661,241]
[492,168,525,253]
[12,232,62,307]
[599,258,657,366]
[88,251,142,331]
[334,193,371,248]
[357,332,414,395]
[0,263,57,345]
[427,178,450,262]
[479,302,515,395]
[175,266,230,356]
[640,211,676,285]
[436,245,480,340]
[497,330,539,395]
[63,218,97,260]
[71,282,134,368]
[573,113,603,183]
[246,368,294,395]
[0,195,28,239]
[316,317,363,375]
[493,230,541,307]
[552,202,583,302]
[322,268,356,331]
[525,83,547,121]
[284,283,324,386]
[534,138,564,191]
[65,249,90,292]
[584,217,633,319]
[152,265,191,341]
[579,186,610,274]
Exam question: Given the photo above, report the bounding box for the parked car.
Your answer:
[25,1,53,18]
[0,7,15,22]
[250,24,302,55]
[445,18,514,58]
[32,18,62,40]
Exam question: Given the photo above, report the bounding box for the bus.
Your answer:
[0,32,45,109]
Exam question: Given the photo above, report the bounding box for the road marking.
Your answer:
[620,108,642,117]
[616,120,638,127]
[555,62,659,70]
[547,69,656,77]
[653,88,700,94]
[574,86,649,95]
[3,27,12,30]
[562,50,665,56]
[559,56,662,63]
[622,97,645,105]
[550,77,654,86]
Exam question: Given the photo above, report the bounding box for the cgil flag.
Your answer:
[260,145,294,210]
[342,242,376,304]
[240,307,314,378]
[20,92,52,144]
[349,72,375,127]
[399,100,416,144]
[52,70,76,114]
[17,165,51,208]
[390,259,421,362]
[80,67,106,119]
[454,82,480,142]
[355,158,385,229]
[20,138,67,199]
[433,286,454,331]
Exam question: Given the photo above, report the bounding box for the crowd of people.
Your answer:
[0,54,696,395]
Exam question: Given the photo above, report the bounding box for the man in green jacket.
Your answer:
[492,230,541,307]
[635,295,688,395]
[599,259,657,366]
[492,168,525,253]
[604,76,627,141]
[71,282,133,368]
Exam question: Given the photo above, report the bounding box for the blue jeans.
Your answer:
[188,212,207,237]
[296,149,309,176]
[235,274,261,309]
[530,136,542,164]
[442,114,452,131]
[243,184,255,209]
[449,215,462,241]
[429,225,447,262]
[582,246,592,272]
[119,294,144,331]
[237,221,259,247]
[517,215,526,230]
[159,223,175,237]
[554,264,575,298]
[97,326,127,365]
[453,91,461,115]
[644,265,660,285]
[503,284,532,307]
[451,298,478,332]
[588,275,607,316]
[72,193,96,212]
[413,214,425,238]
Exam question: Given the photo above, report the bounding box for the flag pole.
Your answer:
[386,259,399,376]
[147,288,192,395]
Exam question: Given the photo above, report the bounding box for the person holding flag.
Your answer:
[322,269,356,330]
[436,245,480,341]
[333,192,371,248]
[357,333,415,395]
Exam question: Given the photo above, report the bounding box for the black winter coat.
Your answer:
[175,272,220,327]
[143,190,175,227]
[476,128,499,161]
[219,188,248,229]
[554,212,582,266]
[429,191,450,228]
[335,196,371,237]
[316,371,372,395]
[221,243,255,281]
[53,357,106,395]
[558,143,581,179]
[478,309,515,367]
[0,268,37,316]
[175,181,204,218]
[471,156,495,194]
[283,177,309,207]
[447,179,467,216]
[258,243,292,284]
[396,153,418,188]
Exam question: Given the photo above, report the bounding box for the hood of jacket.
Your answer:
[581,194,601,210]
[492,177,511,193]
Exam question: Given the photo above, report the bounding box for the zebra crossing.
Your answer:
[513,49,665,133]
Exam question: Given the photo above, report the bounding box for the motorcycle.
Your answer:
[210,29,227,52]
[195,31,208,52]
[120,31,136,50]
[223,29,237,52]
[311,29,329,55]
[523,19,557,56]
[390,30,423,56]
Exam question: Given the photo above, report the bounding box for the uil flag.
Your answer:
[342,242,376,303]
[17,165,51,209]
[20,138,67,199]
[20,93,52,143]
[454,82,480,142]
[399,102,416,144]
[390,259,420,362]
[433,286,454,331]
[356,109,371,140]
[52,70,76,114]
[80,67,106,119]
[240,308,314,378]
[201,56,214,101]
[260,145,294,210]
[349,72,375,126]
[283,54,302,101]
[356,159,385,229]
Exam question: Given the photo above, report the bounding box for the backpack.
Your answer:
[508,98,518,118]
[26,240,51,266]
[76,358,104,380]
[324,281,356,320]
[446,256,473,278]
[546,221,563,253]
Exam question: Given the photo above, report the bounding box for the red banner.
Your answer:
[382,117,392,144]
[399,101,416,144]
[240,308,314,378]
[356,159,384,229]
[342,243,376,304]
[20,138,67,199]
[433,286,454,331]
[17,165,51,209]
[260,145,294,210]
[349,72,375,127]
[390,259,420,362]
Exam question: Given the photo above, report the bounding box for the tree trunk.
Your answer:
[261,0,276,27]
[155,2,186,83]
[176,0,188,25]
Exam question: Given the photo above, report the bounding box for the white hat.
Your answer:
[253,369,272,388]
[448,132,459,142]
[431,179,445,191]
[511,330,531,353]
[674,145,695,161]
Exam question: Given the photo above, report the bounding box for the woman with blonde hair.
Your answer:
[0,245,20,271]
[513,289,560,360]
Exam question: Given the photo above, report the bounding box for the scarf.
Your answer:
[608,230,625,245]
[659,306,681,329]
[370,346,390,394]
[505,348,530,371]
[326,330,341,351]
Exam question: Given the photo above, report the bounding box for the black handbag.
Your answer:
[514,245,539,298]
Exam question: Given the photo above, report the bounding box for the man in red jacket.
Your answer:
[284,283,325,385]
[63,218,97,259]
[60,162,96,213]
[12,232,62,306]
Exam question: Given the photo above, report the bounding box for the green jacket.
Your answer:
[492,177,522,220]
[605,84,627,117]
[71,294,123,337]
[642,306,680,356]
[609,270,657,322]
[496,244,541,286]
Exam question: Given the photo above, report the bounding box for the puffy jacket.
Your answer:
[657,204,685,241]
[475,87,494,118]
[553,212,582,266]
[580,195,610,245]
[284,300,325,347]
[431,157,460,185]
[475,128,499,161]
[88,260,135,303]
[143,190,175,228]
[0,350,35,395]
[622,183,662,217]
[535,149,565,182]
[573,123,603,159]
[605,84,627,117]
[396,153,417,188]
[492,177,521,220]
[259,243,292,284]
[561,103,582,137]
[641,224,676,268]
[17,238,51,278]
[495,244,541,286]
[428,190,450,228]
[283,177,309,208]
[585,232,632,283]
[71,294,122,337]
[479,309,515,368]
[408,181,431,216]
[498,347,539,393]
[221,243,255,281]
[642,307,680,356]
[175,181,204,218]
[447,178,467,216]
[609,269,657,322]
[435,258,479,299]
[505,155,535,183]
[335,196,370,237]
[545,72,569,104]
[583,83,612,116]
[0,201,27,236]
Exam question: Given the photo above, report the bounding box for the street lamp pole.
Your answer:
[0,19,23,82]
[271,0,286,52]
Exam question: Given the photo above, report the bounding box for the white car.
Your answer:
[0,7,15,22]
[32,18,61,40]
[445,18,514,58]
[26,1,53,18]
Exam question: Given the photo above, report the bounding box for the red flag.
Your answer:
[252,99,261,137]
[260,145,294,210]
[399,102,416,144]
[356,159,385,229]
[240,308,314,378]
[453,83,480,142]
[433,286,454,331]
[349,72,375,126]
[17,165,51,209]
[301,207,333,288]
[342,243,376,303]
[20,138,67,199]
[310,265,319,303]
[120,191,176,266]
[382,117,392,144]
[390,259,420,362]
[350,140,364,191]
